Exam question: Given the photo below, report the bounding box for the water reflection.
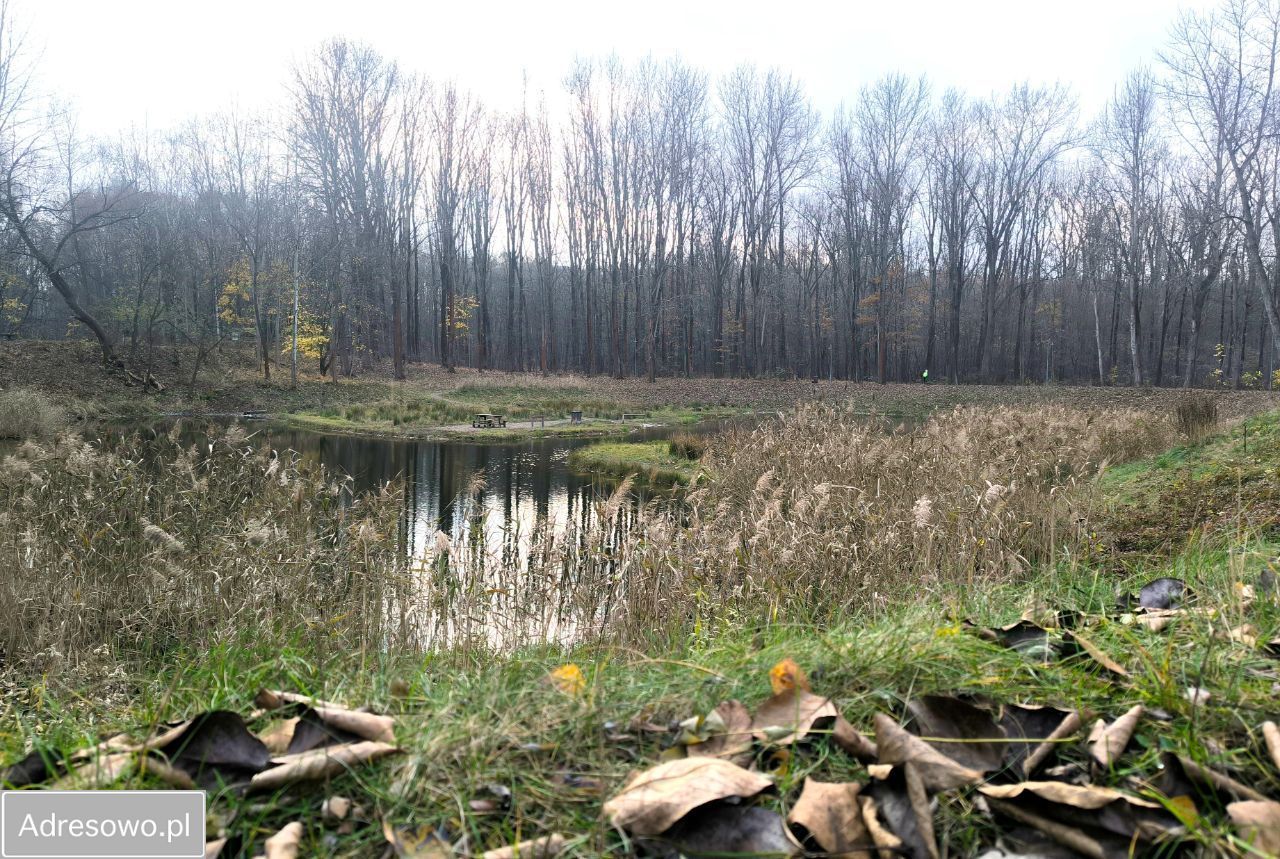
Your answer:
[247,425,673,573]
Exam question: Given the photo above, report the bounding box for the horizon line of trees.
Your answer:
[1,0,1280,389]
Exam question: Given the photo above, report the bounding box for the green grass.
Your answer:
[568,440,701,485]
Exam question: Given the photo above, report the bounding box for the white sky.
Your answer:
[21,0,1210,138]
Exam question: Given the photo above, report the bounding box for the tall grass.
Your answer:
[0,404,1181,670]
[0,388,66,440]
[404,404,1177,650]
[0,425,408,670]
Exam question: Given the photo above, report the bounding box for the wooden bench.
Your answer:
[528,414,548,427]
[471,413,507,428]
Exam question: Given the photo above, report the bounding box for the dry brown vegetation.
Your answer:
[0,425,408,670]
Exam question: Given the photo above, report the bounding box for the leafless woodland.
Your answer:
[2,0,1280,389]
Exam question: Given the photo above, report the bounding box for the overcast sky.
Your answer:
[21,0,1209,138]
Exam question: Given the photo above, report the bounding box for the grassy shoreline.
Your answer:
[567,440,701,484]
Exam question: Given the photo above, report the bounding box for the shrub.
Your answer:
[667,432,706,460]
[0,388,66,439]
[1175,393,1218,442]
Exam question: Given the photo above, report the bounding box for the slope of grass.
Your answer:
[1100,409,1280,556]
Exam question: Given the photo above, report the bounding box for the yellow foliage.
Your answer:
[547,663,587,696]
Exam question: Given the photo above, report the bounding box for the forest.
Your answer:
[1,0,1279,388]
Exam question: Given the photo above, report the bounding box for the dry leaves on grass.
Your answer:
[602,756,773,837]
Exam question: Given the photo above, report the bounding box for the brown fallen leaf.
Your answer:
[602,756,773,837]
[308,705,395,745]
[258,718,300,755]
[873,713,983,793]
[1227,800,1280,856]
[999,705,1079,777]
[654,804,800,857]
[255,689,346,711]
[382,820,454,857]
[1263,721,1280,775]
[859,796,903,859]
[321,796,352,820]
[1087,704,1142,770]
[1226,624,1259,648]
[204,838,228,859]
[905,695,1007,772]
[751,688,838,746]
[261,822,303,859]
[1061,631,1128,677]
[983,797,1111,859]
[51,752,135,789]
[787,778,869,856]
[685,699,754,764]
[479,834,567,859]
[249,741,400,793]
[979,781,1162,810]
[1159,752,1268,804]
[139,754,197,789]
[867,763,938,859]
[154,711,272,790]
[832,715,879,763]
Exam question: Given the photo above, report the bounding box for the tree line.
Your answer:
[1,0,1279,389]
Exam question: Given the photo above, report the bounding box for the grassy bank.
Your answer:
[4,403,1280,855]
[568,440,702,485]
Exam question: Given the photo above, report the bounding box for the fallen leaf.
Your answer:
[979,782,1161,810]
[751,688,837,746]
[905,695,1007,772]
[1087,705,1142,770]
[480,834,567,859]
[1227,800,1280,856]
[547,663,586,696]
[1184,686,1211,706]
[1061,631,1128,677]
[602,756,773,837]
[768,657,810,694]
[787,778,869,855]
[1263,721,1280,775]
[684,699,753,765]
[1158,752,1267,805]
[204,838,227,859]
[255,689,345,711]
[868,763,938,859]
[155,711,272,790]
[139,754,196,789]
[321,796,352,820]
[1125,577,1188,610]
[860,796,903,859]
[831,715,879,763]
[971,620,1056,658]
[873,713,983,793]
[382,820,453,858]
[1226,624,1258,647]
[51,752,135,789]
[2,746,67,787]
[249,741,400,793]
[261,822,303,859]
[651,803,799,857]
[258,718,301,755]
[998,705,1079,777]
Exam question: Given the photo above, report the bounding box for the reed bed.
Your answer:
[0,404,1181,669]
[0,424,408,671]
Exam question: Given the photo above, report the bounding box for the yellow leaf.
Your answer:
[768,658,809,695]
[548,663,586,696]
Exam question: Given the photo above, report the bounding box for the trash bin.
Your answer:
[570,410,583,424]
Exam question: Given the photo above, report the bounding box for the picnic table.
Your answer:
[471,413,507,429]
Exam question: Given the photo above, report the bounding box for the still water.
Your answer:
[206,422,693,570]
